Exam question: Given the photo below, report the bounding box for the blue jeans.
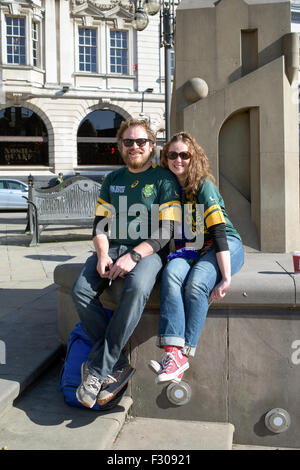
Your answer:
[71,246,163,381]
[157,236,244,356]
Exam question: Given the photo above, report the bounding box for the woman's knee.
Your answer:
[162,261,189,288]
[185,279,211,299]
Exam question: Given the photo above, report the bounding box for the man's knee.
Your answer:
[71,278,82,304]
[126,276,153,298]
[71,273,95,304]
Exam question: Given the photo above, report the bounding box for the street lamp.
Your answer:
[132,1,149,31]
[132,0,178,141]
[144,0,161,15]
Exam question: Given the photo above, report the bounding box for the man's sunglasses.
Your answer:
[167,151,191,160]
[122,138,153,148]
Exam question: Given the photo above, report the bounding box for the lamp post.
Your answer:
[141,87,154,114]
[132,0,178,141]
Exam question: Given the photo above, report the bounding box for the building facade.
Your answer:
[0,0,298,184]
[0,0,171,182]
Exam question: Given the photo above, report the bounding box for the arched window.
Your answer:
[0,107,48,166]
[77,109,125,166]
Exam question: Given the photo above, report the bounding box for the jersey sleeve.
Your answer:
[197,179,226,229]
[94,174,114,218]
[158,174,182,223]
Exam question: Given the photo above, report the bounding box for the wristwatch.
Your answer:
[130,250,142,263]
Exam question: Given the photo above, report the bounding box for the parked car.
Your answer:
[0,178,28,209]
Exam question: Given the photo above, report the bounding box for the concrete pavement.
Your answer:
[0,211,295,450]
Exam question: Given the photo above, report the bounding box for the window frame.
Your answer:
[0,11,43,69]
[73,19,134,77]
[78,26,98,73]
[5,16,26,65]
[32,20,40,68]
[109,29,129,76]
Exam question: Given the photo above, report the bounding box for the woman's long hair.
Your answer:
[160,131,215,200]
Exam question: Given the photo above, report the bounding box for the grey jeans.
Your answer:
[71,245,163,380]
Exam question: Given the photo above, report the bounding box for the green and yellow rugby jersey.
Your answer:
[94,163,181,247]
[183,178,241,253]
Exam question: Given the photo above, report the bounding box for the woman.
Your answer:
[149,132,244,383]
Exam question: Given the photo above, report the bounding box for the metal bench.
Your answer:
[25,175,102,246]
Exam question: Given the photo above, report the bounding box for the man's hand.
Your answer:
[107,253,137,280]
[97,254,114,278]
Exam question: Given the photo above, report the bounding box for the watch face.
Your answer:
[131,251,141,262]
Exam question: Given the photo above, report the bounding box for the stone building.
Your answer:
[173,0,300,253]
[0,0,298,192]
[0,0,170,182]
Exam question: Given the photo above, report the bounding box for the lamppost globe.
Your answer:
[143,0,161,16]
[132,7,149,31]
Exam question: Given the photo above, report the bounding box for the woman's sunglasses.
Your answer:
[167,151,191,160]
[122,138,153,148]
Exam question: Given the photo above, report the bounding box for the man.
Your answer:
[71,118,181,408]
[56,172,64,185]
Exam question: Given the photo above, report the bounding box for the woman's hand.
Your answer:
[211,277,231,301]
[211,250,231,301]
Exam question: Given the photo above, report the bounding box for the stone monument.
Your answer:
[173,0,300,253]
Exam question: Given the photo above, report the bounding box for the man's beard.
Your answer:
[121,150,152,170]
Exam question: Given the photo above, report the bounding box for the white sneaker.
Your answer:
[155,349,189,384]
[76,362,103,408]
[148,359,162,374]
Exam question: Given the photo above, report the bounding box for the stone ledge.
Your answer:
[53,252,300,310]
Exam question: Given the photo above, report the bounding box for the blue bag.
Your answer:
[59,320,127,410]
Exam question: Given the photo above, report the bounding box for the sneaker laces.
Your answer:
[161,352,180,373]
[85,374,101,391]
[103,373,118,385]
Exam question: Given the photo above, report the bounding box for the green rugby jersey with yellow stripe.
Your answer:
[94,163,181,247]
[183,178,241,254]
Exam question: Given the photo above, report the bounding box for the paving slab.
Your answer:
[0,283,62,414]
[0,281,57,318]
[0,363,133,450]
[112,416,235,450]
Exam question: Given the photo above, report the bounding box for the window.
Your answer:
[6,17,26,65]
[78,28,97,72]
[110,31,128,74]
[32,22,40,67]
[6,181,26,190]
[77,109,125,166]
[0,107,48,166]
